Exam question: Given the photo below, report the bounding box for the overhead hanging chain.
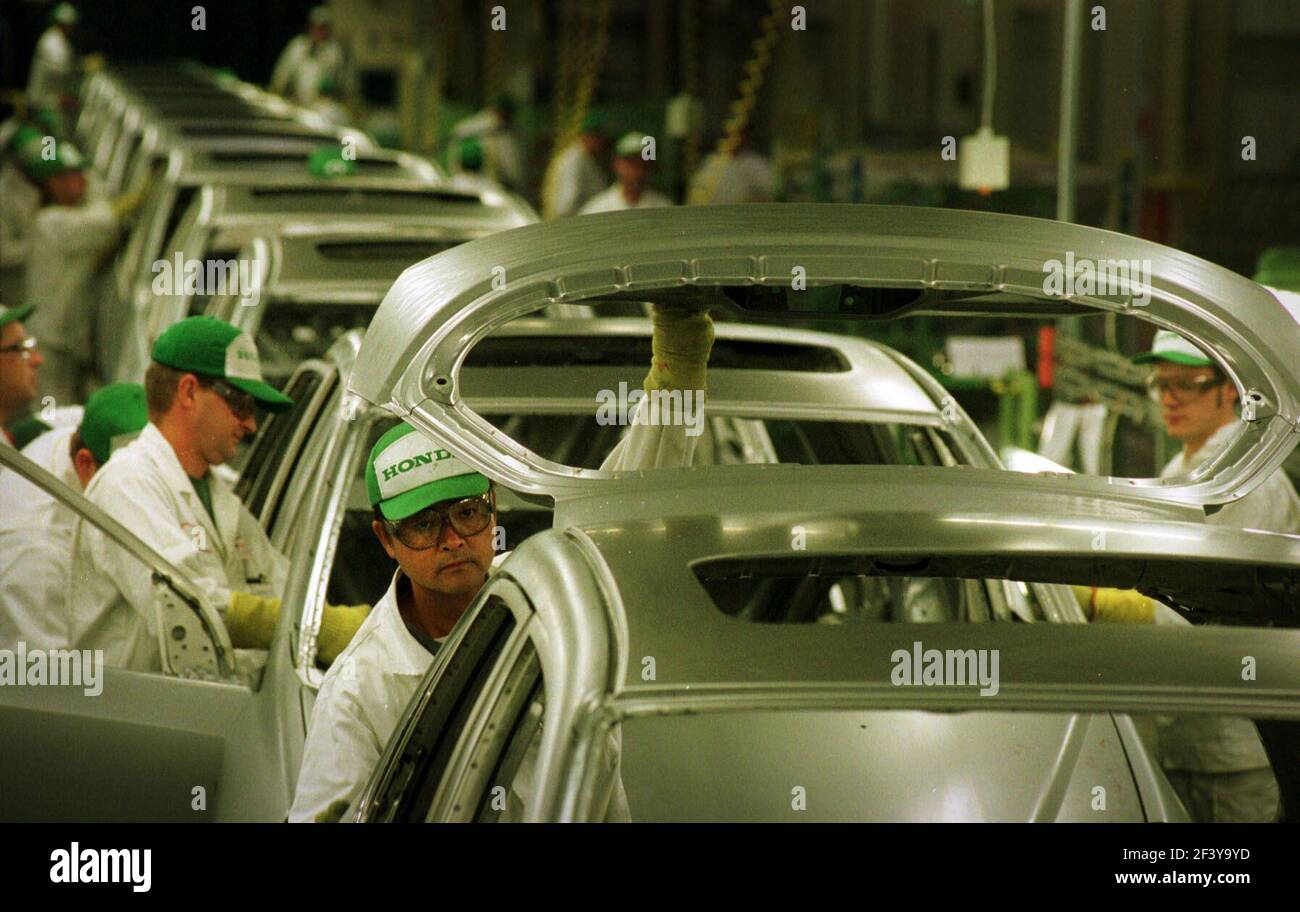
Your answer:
[541,0,612,218]
[687,0,786,205]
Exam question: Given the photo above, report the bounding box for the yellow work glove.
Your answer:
[318,603,371,666]
[226,591,282,648]
[226,593,370,662]
[110,187,146,221]
[644,301,715,395]
[1071,586,1156,624]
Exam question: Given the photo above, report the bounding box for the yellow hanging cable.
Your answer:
[426,0,453,155]
[541,0,611,218]
[687,0,785,205]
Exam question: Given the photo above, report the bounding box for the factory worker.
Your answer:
[290,301,716,822]
[1073,329,1295,822]
[22,140,125,404]
[451,95,524,191]
[0,384,146,649]
[26,3,80,113]
[65,317,368,671]
[269,6,350,107]
[579,132,672,214]
[1138,330,1294,822]
[1,303,45,448]
[1,127,46,292]
[687,126,774,205]
[547,112,609,218]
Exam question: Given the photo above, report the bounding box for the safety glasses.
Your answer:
[0,336,38,360]
[206,377,258,421]
[1144,372,1224,403]
[385,492,494,550]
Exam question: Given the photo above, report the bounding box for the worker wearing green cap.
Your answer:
[1,126,47,283]
[579,131,672,214]
[0,383,147,648]
[291,299,717,822]
[547,111,610,218]
[1130,329,1296,822]
[0,302,44,449]
[65,316,367,671]
[20,135,126,404]
[450,94,524,191]
[65,317,297,670]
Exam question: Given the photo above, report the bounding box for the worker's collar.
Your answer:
[374,569,443,675]
[1169,420,1240,475]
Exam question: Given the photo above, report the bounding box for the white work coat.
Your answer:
[290,409,694,822]
[26,26,76,110]
[269,35,348,106]
[25,192,120,402]
[688,150,774,205]
[1156,420,1300,773]
[0,161,42,267]
[578,184,672,214]
[0,425,80,648]
[66,422,288,671]
[549,142,607,217]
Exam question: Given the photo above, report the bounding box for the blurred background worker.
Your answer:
[578,131,671,214]
[21,139,124,405]
[0,303,43,448]
[0,125,46,306]
[548,112,610,218]
[1136,329,1299,821]
[0,383,147,649]
[269,5,349,107]
[25,2,80,114]
[308,74,350,127]
[450,94,524,192]
[687,126,774,205]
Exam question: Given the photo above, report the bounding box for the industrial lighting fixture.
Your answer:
[959,0,1010,193]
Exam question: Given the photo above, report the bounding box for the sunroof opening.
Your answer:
[465,334,850,372]
[313,240,453,261]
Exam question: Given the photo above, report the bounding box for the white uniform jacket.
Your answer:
[289,409,696,822]
[26,27,76,110]
[66,422,288,670]
[578,184,673,215]
[0,425,80,648]
[1157,420,1300,772]
[550,143,607,218]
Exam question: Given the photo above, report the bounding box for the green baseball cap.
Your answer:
[579,111,607,136]
[0,302,36,328]
[1132,329,1215,367]
[78,383,148,465]
[456,137,484,171]
[22,139,84,184]
[151,316,294,412]
[615,131,650,158]
[51,2,79,25]
[365,423,490,521]
[307,144,357,178]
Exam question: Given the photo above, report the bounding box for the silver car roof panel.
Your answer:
[352,204,1300,507]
